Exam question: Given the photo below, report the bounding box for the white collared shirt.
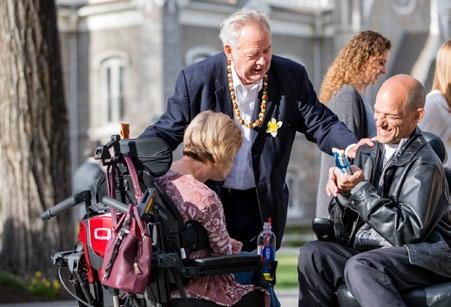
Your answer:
[383,143,398,165]
[383,138,408,165]
[223,63,263,189]
[376,138,408,189]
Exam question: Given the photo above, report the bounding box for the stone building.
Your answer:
[56,0,450,236]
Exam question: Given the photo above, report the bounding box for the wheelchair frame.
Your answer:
[42,135,263,307]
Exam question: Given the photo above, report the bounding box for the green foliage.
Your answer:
[0,271,26,290]
[281,221,315,247]
[0,270,61,300]
[275,252,298,289]
[27,271,61,299]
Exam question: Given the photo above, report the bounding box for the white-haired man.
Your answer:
[141,8,363,251]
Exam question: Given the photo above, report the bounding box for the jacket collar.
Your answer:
[251,64,279,153]
[389,127,426,166]
[363,127,426,167]
[214,54,233,117]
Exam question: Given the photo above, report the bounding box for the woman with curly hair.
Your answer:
[419,40,451,168]
[316,30,391,218]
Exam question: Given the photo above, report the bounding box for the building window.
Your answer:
[186,46,218,65]
[100,56,126,123]
[392,0,417,15]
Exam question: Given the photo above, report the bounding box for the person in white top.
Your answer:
[419,40,451,168]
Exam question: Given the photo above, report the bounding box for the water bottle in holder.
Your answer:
[257,218,277,284]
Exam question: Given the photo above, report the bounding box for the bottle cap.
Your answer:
[264,218,272,230]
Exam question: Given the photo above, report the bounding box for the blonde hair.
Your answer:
[319,30,391,103]
[183,111,242,168]
[432,40,451,109]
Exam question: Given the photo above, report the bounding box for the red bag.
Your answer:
[100,154,151,294]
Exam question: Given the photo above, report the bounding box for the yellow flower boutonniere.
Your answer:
[266,118,283,137]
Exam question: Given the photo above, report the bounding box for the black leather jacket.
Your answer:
[334,128,451,277]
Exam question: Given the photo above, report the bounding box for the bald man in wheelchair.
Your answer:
[298,75,450,307]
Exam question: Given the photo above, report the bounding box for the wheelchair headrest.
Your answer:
[120,137,172,177]
[422,131,447,163]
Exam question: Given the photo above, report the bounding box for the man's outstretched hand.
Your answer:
[346,137,376,159]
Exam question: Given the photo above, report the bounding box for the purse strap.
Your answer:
[123,154,143,203]
[123,154,149,236]
[131,205,149,236]
[106,164,120,227]
[106,154,145,228]
[106,164,115,198]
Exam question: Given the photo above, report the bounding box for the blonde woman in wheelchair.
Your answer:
[156,110,270,307]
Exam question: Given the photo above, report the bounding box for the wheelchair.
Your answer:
[41,135,271,307]
[312,132,451,307]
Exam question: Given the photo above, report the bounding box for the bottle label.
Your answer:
[261,245,275,262]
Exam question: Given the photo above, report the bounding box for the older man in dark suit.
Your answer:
[140,8,361,251]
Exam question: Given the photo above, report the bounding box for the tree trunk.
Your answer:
[0,0,73,276]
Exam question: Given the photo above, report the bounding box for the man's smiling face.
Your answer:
[374,76,423,144]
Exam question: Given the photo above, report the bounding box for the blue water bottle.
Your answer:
[257,218,276,282]
[332,147,353,175]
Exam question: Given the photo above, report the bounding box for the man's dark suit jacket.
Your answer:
[140,53,357,248]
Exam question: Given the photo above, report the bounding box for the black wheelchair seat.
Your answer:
[336,282,451,307]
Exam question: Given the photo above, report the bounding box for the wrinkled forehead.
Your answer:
[375,86,408,114]
[236,22,270,40]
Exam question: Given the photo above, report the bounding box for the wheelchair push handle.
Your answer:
[101,196,129,214]
[40,190,91,220]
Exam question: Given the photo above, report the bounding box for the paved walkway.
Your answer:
[0,289,298,306]
[0,302,77,307]
[276,288,298,306]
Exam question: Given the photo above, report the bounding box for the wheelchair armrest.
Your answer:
[193,254,260,267]
[312,218,336,242]
[182,254,261,278]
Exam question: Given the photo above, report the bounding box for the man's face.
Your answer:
[374,90,420,144]
[224,23,272,85]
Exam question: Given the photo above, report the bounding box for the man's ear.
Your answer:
[415,107,425,123]
[224,44,232,57]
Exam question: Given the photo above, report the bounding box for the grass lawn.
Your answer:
[275,250,299,289]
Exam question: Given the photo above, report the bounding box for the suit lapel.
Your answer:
[252,70,279,153]
[214,56,233,118]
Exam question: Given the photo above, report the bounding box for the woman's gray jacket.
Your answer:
[316,85,368,218]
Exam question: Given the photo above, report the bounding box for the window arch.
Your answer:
[100,56,126,123]
[185,46,218,65]
[94,51,129,125]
